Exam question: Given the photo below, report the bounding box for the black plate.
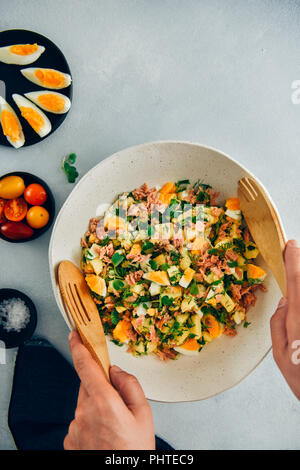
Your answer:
[0,288,37,348]
[0,29,72,148]
[0,171,55,243]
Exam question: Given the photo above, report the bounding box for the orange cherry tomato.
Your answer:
[4,198,27,222]
[0,199,6,223]
[26,206,49,229]
[0,175,25,199]
[24,183,47,206]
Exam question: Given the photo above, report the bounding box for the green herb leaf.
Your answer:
[177,179,190,186]
[62,153,79,183]
[110,310,120,325]
[68,153,77,164]
[170,251,180,262]
[111,252,125,267]
[142,241,154,253]
[160,263,170,272]
[148,226,155,237]
[227,260,238,267]
[160,295,174,307]
[233,238,245,254]
[100,237,110,246]
[149,259,158,270]
[190,280,199,296]
[112,279,125,291]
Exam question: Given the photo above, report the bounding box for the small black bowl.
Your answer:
[0,28,73,148]
[0,288,37,348]
[0,171,55,243]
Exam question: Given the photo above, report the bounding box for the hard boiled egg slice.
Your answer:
[179,267,195,288]
[143,271,170,286]
[85,275,107,297]
[12,94,51,138]
[247,263,266,282]
[25,90,71,114]
[174,338,201,356]
[136,302,151,317]
[0,97,24,148]
[0,43,45,65]
[21,67,72,89]
[113,320,131,344]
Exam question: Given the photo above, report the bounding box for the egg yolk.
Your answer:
[37,93,65,112]
[35,69,66,88]
[181,338,199,350]
[19,106,44,134]
[0,110,20,142]
[10,43,38,55]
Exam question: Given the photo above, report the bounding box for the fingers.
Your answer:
[284,240,300,310]
[110,365,148,415]
[284,240,300,339]
[69,331,109,396]
[270,297,288,360]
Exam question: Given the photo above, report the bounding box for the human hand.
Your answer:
[271,239,300,400]
[64,331,155,450]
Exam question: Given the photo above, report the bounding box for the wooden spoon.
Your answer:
[58,260,111,382]
[238,177,287,296]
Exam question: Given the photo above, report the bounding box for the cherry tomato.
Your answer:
[26,206,49,229]
[24,183,47,206]
[0,221,34,240]
[4,198,27,222]
[0,175,25,199]
[0,199,6,223]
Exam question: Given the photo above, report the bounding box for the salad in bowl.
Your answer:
[80,179,266,361]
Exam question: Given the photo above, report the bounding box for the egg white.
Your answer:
[21,68,72,89]
[0,44,45,65]
[225,209,241,221]
[0,96,25,148]
[174,346,201,356]
[25,90,71,114]
[12,94,52,138]
[98,278,107,297]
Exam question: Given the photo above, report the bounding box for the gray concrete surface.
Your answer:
[1,0,300,449]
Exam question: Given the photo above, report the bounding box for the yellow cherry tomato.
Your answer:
[26,206,49,229]
[0,175,25,199]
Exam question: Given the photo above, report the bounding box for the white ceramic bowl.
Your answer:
[49,141,282,402]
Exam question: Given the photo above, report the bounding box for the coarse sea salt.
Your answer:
[0,298,30,333]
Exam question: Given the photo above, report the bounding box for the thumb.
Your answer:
[110,365,148,414]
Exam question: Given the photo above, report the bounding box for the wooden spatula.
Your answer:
[238,177,287,297]
[58,260,111,382]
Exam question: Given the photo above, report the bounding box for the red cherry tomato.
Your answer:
[4,198,27,222]
[0,221,34,240]
[24,183,47,206]
[0,199,6,223]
